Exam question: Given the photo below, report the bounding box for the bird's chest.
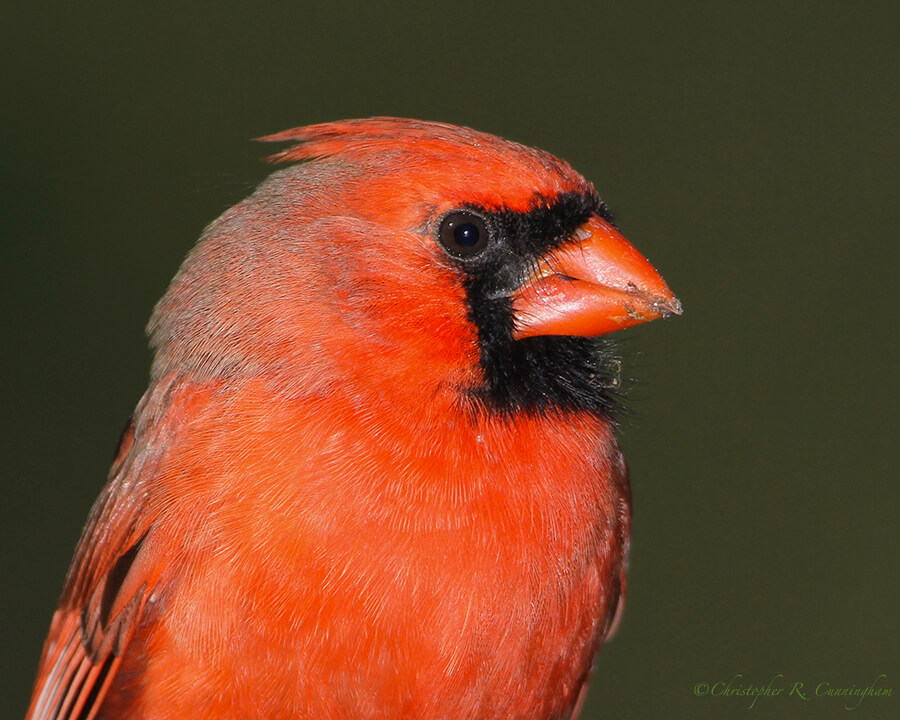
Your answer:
[146,407,624,719]
[191,504,611,719]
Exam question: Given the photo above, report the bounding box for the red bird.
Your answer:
[26,118,680,720]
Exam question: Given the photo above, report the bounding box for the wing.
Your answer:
[603,449,631,644]
[567,449,632,720]
[25,377,186,720]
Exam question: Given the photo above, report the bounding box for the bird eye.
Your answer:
[437,211,490,257]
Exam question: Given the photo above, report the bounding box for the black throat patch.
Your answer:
[450,191,625,418]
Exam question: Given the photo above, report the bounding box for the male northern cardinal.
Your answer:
[26,118,680,720]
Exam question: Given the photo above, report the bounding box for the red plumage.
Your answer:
[26,118,679,719]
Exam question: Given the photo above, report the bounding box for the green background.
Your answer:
[2,2,896,718]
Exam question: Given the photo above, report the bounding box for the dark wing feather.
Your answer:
[26,381,179,720]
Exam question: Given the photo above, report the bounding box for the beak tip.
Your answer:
[658,295,683,317]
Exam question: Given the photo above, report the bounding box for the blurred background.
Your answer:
[2,2,896,718]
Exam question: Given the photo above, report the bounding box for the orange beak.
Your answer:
[512,216,682,339]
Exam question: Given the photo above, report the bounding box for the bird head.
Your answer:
[148,118,679,417]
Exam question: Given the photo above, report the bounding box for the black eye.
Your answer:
[437,211,490,257]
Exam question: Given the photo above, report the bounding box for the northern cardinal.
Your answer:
[26,118,680,720]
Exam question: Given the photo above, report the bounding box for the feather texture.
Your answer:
[26,118,679,719]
